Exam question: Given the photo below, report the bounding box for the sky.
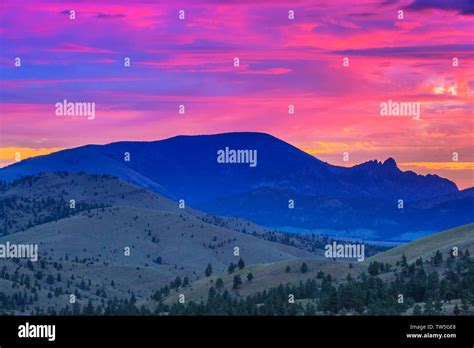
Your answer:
[0,0,473,188]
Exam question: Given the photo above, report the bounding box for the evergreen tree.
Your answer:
[232,275,242,290]
[368,262,379,276]
[208,287,217,299]
[238,258,245,270]
[46,274,55,285]
[83,300,95,315]
[433,250,443,267]
[215,278,224,291]
[173,276,182,289]
[401,253,408,268]
[205,263,213,277]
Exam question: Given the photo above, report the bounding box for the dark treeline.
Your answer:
[0,250,472,316]
[162,250,473,316]
[8,249,468,316]
[0,172,114,235]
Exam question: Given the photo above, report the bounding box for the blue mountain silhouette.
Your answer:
[1,132,471,240]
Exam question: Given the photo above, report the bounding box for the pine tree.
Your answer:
[216,278,224,291]
[433,250,443,267]
[173,276,182,288]
[84,300,94,315]
[46,274,55,285]
[237,258,245,270]
[208,287,217,299]
[300,262,308,273]
[205,263,213,277]
[232,275,242,290]
[228,263,235,274]
[368,262,379,276]
[247,272,253,281]
[401,253,408,268]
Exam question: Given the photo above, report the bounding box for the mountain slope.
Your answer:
[158,258,366,306]
[201,185,474,240]
[366,223,474,264]
[1,205,317,273]
[0,171,470,316]
[0,172,318,270]
[0,132,469,240]
[0,132,458,202]
[0,172,324,314]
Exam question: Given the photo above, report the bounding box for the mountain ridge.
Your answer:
[0,132,470,240]
[0,132,460,197]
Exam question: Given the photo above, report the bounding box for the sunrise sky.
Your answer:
[0,0,473,188]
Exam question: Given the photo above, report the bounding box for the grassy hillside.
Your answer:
[366,223,474,264]
[157,258,366,307]
[1,172,361,257]
[154,224,474,316]
[0,256,189,314]
[2,205,317,274]
[0,172,183,235]
[0,172,328,314]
